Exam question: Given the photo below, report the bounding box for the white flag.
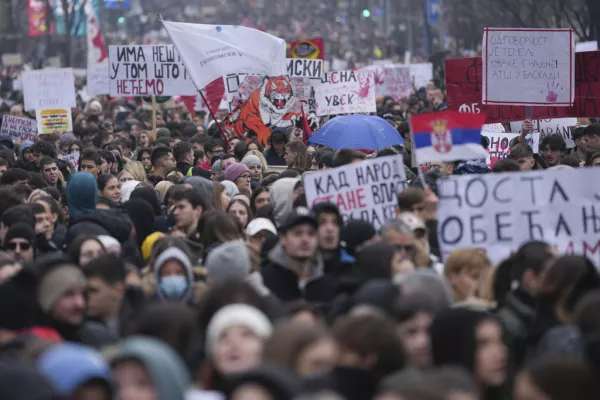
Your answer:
[162,20,287,90]
[86,3,109,95]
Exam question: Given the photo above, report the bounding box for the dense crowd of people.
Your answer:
[0,69,600,400]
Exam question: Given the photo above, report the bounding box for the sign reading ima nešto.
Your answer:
[313,70,376,116]
[304,155,407,229]
[23,69,77,112]
[482,28,574,106]
[438,168,600,266]
[162,21,287,91]
[108,45,197,96]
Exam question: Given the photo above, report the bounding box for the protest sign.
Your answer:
[379,65,412,99]
[482,123,505,132]
[445,51,600,123]
[482,28,574,106]
[438,168,600,267]
[108,45,197,96]
[509,118,576,148]
[224,75,317,146]
[0,115,36,142]
[2,54,22,66]
[289,37,325,60]
[409,63,433,89]
[36,108,73,135]
[576,41,598,52]
[59,151,80,171]
[304,155,407,229]
[87,63,110,95]
[23,68,76,111]
[481,131,519,167]
[286,58,323,79]
[313,70,376,116]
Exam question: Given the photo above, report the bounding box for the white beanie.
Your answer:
[205,304,272,355]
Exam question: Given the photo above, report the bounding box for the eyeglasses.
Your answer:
[7,241,31,251]
[240,174,251,180]
[395,244,416,253]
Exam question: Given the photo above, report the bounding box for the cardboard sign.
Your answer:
[87,63,110,95]
[409,63,433,88]
[361,64,412,99]
[59,151,80,171]
[224,75,317,146]
[482,28,574,106]
[445,51,600,123]
[286,58,323,79]
[313,70,376,116]
[576,41,598,52]
[481,131,519,167]
[23,68,76,111]
[36,108,73,135]
[509,118,577,148]
[108,45,197,96]
[0,115,37,141]
[304,155,407,229]
[438,168,600,267]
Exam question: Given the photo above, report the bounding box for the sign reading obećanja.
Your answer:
[482,28,574,106]
[438,168,600,267]
[108,45,197,96]
[303,155,407,229]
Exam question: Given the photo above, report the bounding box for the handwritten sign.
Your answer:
[445,51,600,123]
[87,63,110,95]
[0,115,36,141]
[509,118,576,148]
[59,151,80,171]
[482,28,574,106]
[379,65,412,99]
[304,155,407,229]
[36,108,73,135]
[108,45,197,96]
[481,131,519,167]
[409,63,433,89]
[438,168,600,267]
[313,70,376,116]
[23,68,76,111]
[286,58,323,79]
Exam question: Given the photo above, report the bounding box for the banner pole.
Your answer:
[151,95,157,140]
[199,89,230,147]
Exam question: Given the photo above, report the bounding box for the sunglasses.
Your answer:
[7,242,31,251]
[395,244,416,253]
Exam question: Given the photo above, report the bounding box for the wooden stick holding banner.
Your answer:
[199,89,230,147]
[151,96,157,140]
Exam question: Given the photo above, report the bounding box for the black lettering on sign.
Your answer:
[117,46,145,63]
[555,213,572,236]
[440,216,463,245]
[470,215,486,244]
[522,210,543,240]
[582,206,600,234]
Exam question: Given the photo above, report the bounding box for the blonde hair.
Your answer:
[245,149,269,171]
[155,180,174,201]
[124,161,147,182]
[444,248,492,277]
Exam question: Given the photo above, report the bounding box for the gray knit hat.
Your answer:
[205,240,251,283]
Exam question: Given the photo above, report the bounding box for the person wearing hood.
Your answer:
[312,203,346,278]
[35,256,117,348]
[241,154,263,185]
[130,186,163,216]
[264,129,287,166]
[120,180,141,203]
[153,247,195,304]
[16,139,34,169]
[261,207,336,304]
[110,336,192,400]
[221,180,240,198]
[65,172,140,266]
[340,219,379,263]
[430,308,508,400]
[37,342,112,400]
[0,361,60,400]
[269,177,299,228]
[356,242,415,282]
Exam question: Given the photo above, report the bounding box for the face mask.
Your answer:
[159,275,189,300]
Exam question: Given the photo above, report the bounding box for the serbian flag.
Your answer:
[410,111,488,165]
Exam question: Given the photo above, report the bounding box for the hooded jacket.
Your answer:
[264,131,287,166]
[153,248,195,303]
[110,336,191,400]
[261,242,336,305]
[19,140,34,163]
[269,178,299,228]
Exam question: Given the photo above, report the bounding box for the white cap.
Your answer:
[245,218,277,237]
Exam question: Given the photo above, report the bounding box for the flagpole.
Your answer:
[199,90,230,148]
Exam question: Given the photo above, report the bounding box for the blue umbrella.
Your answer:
[308,115,405,150]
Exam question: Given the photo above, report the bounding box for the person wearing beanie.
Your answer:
[153,247,195,303]
[221,180,240,197]
[205,240,251,284]
[66,172,99,218]
[210,159,225,181]
[4,223,36,262]
[430,308,508,400]
[183,176,214,210]
[37,342,112,400]
[340,219,378,261]
[224,163,251,197]
[36,260,117,348]
[241,154,263,183]
[206,304,273,376]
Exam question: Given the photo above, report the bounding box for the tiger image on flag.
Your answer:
[225,76,316,145]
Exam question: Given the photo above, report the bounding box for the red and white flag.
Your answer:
[86,4,109,95]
